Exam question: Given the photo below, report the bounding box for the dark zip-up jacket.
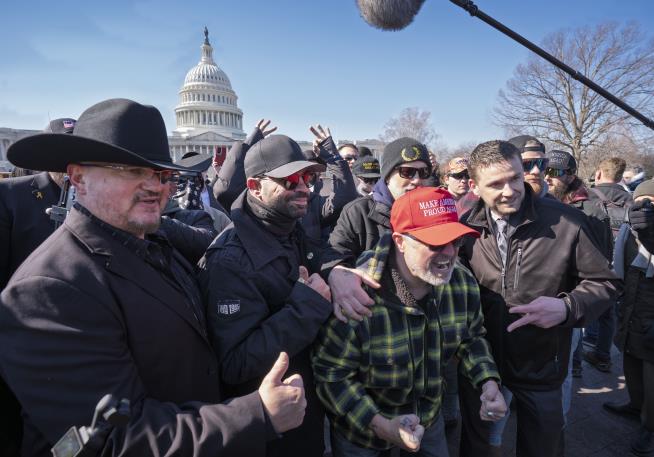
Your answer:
[460,187,620,390]
[198,190,332,457]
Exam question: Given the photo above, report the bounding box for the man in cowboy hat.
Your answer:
[0,98,306,457]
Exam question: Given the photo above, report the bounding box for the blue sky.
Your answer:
[1,0,652,149]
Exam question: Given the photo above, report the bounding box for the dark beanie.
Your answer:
[380,137,431,181]
[634,179,654,200]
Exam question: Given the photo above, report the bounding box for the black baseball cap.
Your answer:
[244,134,325,178]
[546,150,577,173]
[352,156,381,178]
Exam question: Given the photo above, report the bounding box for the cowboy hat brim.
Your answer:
[7,133,207,174]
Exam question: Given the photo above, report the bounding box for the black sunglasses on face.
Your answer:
[396,166,431,180]
[522,158,549,173]
[268,171,318,190]
[360,176,379,185]
[448,171,469,180]
[343,155,357,162]
[544,167,569,178]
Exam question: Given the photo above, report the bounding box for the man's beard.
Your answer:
[525,178,543,195]
[408,258,455,287]
[549,181,568,201]
[127,191,164,234]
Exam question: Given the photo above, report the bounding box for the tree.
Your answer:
[494,22,654,166]
[380,107,440,150]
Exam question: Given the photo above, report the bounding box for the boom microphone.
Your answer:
[356,0,426,30]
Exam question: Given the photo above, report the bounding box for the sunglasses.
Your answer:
[343,155,357,162]
[396,166,431,180]
[544,167,569,178]
[360,177,379,185]
[404,233,466,251]
[522,158,549,173]
[448,171,469,180]
[268,171,318,190]
[80,163,181,184]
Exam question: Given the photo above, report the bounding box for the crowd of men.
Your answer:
[0,98,653,457]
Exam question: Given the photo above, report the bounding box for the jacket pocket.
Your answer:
[367,346,412,389]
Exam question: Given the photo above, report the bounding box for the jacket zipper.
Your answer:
[406,314,419,416]
[513,246,523,290]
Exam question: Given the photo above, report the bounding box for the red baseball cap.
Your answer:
[391,187,480,246]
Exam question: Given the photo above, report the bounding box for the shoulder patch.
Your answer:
[216,299,240,316]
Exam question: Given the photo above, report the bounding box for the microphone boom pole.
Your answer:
[449,0,654,131]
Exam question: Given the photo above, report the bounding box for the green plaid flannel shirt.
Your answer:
[312,233,499,450]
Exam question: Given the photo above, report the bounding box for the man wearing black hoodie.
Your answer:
[320,137,433,322]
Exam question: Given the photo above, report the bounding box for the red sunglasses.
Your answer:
[269,171,318,190]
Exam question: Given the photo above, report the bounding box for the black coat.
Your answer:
[161,201,218,264]
[0,207,268,457]
[198,191,332,457]
[614,230,654,363]
[320,196,391,277]
[0,172,60,289]
[460,188,620,390]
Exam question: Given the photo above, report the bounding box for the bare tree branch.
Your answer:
[493,22,654,169]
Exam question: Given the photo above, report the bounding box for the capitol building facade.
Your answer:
[0,28,382,173]
[168,28,246,164]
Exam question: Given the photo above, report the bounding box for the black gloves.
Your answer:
[630,198,654,252]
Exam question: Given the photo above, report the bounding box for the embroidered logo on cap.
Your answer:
[418,198,457,217]
[400,146,422,162]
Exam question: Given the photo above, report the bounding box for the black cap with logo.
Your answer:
[244,135,325,178]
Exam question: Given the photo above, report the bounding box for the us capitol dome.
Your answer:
[168,27,245,162]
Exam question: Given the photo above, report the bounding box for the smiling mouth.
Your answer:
[432,259,452,271]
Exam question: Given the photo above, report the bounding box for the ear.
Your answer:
[392,232,406,253]
[470,179,480,196]
[595,169,602,181]
[66,164,86,194]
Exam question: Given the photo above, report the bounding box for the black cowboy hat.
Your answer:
[7,98,207,173]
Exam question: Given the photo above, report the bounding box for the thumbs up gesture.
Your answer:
[258,352,307,433]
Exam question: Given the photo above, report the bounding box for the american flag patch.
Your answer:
[63,120,76,129]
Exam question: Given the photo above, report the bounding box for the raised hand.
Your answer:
[256,119,278,137]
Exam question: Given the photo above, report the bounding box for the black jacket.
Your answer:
[460,187,620,390]
[0,206,269,457]
[0,172,60,289]
[320,196,391,276]
[161,201,218,264]
[590,183,633,207]
[614,229,654,363]
[198,191,332,457]
[300,139,358,243]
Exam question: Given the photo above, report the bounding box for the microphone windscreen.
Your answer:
[356,0,426,31]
